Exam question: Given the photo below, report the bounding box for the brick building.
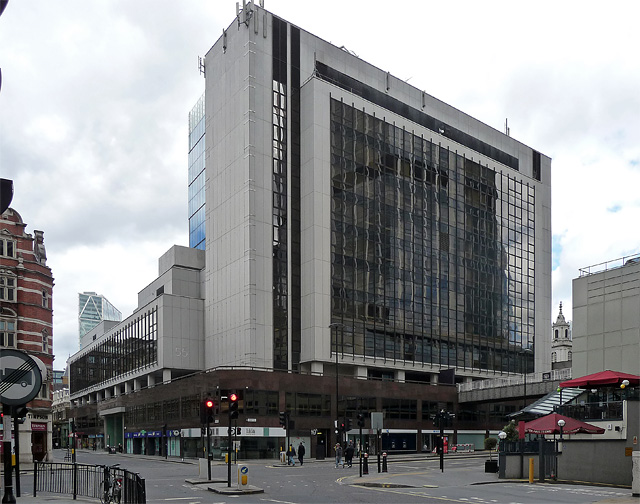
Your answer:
[1,207,54,462]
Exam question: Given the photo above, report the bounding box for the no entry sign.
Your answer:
[0,349,43,406]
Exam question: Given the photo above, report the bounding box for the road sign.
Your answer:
[371,412,383,431]
[0,349,43,406]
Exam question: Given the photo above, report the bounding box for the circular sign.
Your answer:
[240,466,248,474]
[0,349,43,406]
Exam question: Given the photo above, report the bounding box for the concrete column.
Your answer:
[355,366,367,379]
[148,374,156,388]
[310,362,324,375]
[430,374,438,386]
[163,369,172,384]
[133,378,141,391]
[113,385,119,397]
[395,370,405,383]
[124,381,132,394]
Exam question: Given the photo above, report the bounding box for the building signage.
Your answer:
[31,422,47,432]
[0,349,43,406]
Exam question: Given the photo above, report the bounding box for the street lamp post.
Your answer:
[329,323,345,449]
[557,418,565,481]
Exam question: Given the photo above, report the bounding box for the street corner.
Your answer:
[207,483,264,495]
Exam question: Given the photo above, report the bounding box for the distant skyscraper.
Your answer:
[78,292,121,342]
[188,93,206,250]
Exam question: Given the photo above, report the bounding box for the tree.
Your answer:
[501,420,519,442]
[484,437,498,460]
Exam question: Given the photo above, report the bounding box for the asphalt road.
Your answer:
[12,449,635,504]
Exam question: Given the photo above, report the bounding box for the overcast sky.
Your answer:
[2,1,638,368]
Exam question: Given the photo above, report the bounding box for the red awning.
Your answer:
[559,370,640,389]
[524,413,605,435]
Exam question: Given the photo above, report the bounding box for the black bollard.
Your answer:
[382,452,388,472]
[363,453,369,475]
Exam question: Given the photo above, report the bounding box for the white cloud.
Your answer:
[2,0,639,363]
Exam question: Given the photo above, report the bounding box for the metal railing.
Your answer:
[579,252,640,277]
[457,368,572,393]
[34,461,146,503]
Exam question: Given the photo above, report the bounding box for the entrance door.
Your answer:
[32,431,46,461]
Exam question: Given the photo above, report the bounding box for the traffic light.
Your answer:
[279,411,287,428]
[229,393,239,419]
[14,406,28,424]
[346,418,352,431]
[340,421,346,432]
[357,412,365,428]
[201,398,215,424]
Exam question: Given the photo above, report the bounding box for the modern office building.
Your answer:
[68,2,551,457]
[572,254,640,376]
[78,291,121,347]
[188,93,206,250]
[0,207,55,462]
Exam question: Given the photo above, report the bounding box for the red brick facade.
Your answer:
[1,207,54,461]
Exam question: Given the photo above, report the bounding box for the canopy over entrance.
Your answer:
[524,413,605,435]
[559,370,640,389]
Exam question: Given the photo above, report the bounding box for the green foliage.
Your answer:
[484,437,497,451]
[484,437,497,460]
[502,420,519,442]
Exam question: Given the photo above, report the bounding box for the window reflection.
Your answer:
[329,99,535,373]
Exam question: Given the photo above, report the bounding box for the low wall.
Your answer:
[559,440,633,487]
[499,440,635,487]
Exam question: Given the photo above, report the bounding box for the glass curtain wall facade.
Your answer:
[189,94,206,250]
[78,292,122,339]
[329,98,535,374]
[71,306,158,393]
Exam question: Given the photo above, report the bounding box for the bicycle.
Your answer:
[100,464,123,504]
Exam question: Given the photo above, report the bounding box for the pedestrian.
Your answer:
[335,443,343,468]
[287,443,296,466]
[345,441,354,468]
[297,442,305,466]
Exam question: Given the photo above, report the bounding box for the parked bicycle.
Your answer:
[101,464,123,504]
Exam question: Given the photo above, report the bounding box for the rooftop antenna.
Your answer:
[505,118,510,136]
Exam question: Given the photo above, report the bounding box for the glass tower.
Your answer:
[188,93,206,250]
[78,291,122,341]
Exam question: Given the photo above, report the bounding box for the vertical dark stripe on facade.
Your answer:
[290,26,301,371]
[272,16,288,370]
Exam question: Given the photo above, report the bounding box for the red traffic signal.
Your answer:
[229,393,238,402]
[205,399,214,408]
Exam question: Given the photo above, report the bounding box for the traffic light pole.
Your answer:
[12,408,20,497]
[206,418,211,481]
[227,413,232,487]
[2,403,16,503]
[359,426,363,477]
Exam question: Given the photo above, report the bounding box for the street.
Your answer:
[11,449,636,504]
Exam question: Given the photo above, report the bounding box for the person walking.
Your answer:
[287,443,296,466]
[335,443,343,468]
[297,441,305,465]
[345,441,354,468]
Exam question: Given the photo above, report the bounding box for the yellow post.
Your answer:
[528,457,534,483]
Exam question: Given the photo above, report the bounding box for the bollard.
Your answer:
[529,457,534,484]
[363,453,369,475]
[382,452,388,472]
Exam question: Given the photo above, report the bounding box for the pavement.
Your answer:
[5,450,639,502]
